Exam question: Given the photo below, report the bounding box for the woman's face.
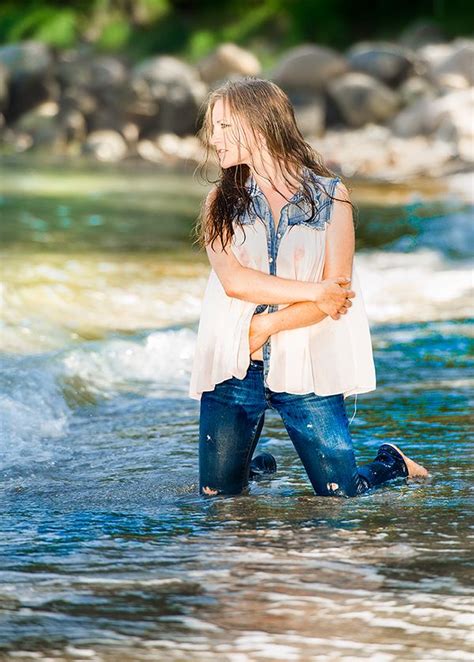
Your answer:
[209,97,262,168]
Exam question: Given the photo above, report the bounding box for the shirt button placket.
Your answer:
[263,217,275,388]
[263,210,287,390]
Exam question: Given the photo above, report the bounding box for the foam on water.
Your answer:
[0,326,198,471]
[0,356,71,469]
[356,248,472,323]
[1,313,471,478]
[61,327,197,398]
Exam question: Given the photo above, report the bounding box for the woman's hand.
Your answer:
[314,277,355,320]
[249,276,354,355]
[249,312,273,354]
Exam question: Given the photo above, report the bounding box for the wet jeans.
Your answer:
[199,359,406,498]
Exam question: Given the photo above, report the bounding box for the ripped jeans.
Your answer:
[199,359,406,498]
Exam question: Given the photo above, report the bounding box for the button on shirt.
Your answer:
[189,167,376,400]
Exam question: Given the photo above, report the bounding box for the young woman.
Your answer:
[189,77,428,498]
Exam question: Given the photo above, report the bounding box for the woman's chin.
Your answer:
[221,159,243,169]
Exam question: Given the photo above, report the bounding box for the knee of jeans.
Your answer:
[325,481,348,497]
[323,481,357,498]
[200,483,248,497]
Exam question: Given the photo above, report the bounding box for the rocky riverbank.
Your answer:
[0,31,472,181]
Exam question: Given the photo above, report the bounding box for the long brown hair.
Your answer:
[191,76,357,252]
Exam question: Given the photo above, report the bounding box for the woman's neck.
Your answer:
[248,160,304,198]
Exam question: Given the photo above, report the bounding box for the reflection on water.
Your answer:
[0,161,473,660]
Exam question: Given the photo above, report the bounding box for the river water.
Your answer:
[0,160,473,661]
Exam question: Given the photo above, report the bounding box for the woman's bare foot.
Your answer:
[381,443,430,478]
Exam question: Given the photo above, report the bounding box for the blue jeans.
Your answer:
[199,359,406,498]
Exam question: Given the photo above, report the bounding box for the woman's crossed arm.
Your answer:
[249,182,355,353]
[204,183,354,321]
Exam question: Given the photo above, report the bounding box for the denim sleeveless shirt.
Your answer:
[189,167,376,400]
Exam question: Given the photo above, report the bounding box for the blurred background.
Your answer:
[0,2,473,661]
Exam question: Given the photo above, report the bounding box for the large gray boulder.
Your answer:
[0,41,56,121]
[59,107,87,144]
[0,63,8,112]
[346,41,419,87]
[293,94,326,137]
[56,51,128,91]
[0,41,52,81]
[131,55,207,136]
[13,101,64,149]
[398,76,439,106]
[57,50,133,136]
[84,129,128,161]
[328,72,400,128]
[197,43,261,84]
[272,44,348,91]
[284,89,326,136]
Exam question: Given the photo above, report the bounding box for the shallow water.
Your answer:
[0,160,473,660]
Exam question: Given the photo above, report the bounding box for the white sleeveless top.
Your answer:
[188,169,376,400]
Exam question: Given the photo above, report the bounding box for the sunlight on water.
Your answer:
[1,253,209,353]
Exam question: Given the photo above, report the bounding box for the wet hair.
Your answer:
[191,76,357,252]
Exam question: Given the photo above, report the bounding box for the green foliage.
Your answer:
[1,5,76,48]
[0,0,472,58]
[97,19,131,51]
[187,30,218,61]
[220,1,277,43]
[34,9,77,48]
[132,0,170,25]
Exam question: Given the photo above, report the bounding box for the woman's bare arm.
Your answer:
[204,187,354,319]
[251,182,355,339]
